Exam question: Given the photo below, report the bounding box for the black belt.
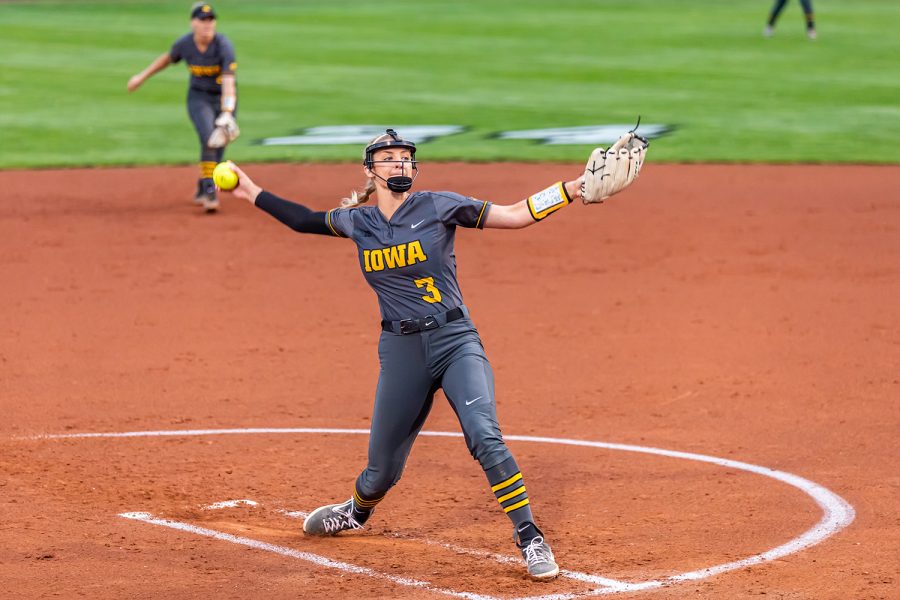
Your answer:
[382,306,466,335]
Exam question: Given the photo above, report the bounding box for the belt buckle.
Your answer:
[398,318,417,334]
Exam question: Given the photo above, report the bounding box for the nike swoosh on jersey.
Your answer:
[465,396,484,406]
[411,219,425,228]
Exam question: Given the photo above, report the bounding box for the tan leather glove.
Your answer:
[207,112,240,148]
[582,131,649,204]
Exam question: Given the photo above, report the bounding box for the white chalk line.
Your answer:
[203,499,258,510]
[119,509,651,599]
[35,427,854,598]
[273,505,636,590]
[274,508,308,519]
[118,511,498,600]
[28,427,371,439]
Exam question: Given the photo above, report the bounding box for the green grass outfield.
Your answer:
[2,0,898,168]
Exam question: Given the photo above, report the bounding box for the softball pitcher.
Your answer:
[127,2,239,212]
[224,129,593,580]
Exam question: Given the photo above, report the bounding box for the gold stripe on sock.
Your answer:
[200,161,216,178]
[491,472,523,493]
[353,490,383,509]
[497,485,526,504]
[503,498,530,513]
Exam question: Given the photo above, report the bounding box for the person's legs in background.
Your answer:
[764,0,789,37]
[800,0,816,39]
[187,92,220,212]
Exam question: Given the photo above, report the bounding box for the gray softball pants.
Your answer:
[354,315,512,500]
[770,0,814,18]
[187,89,226,164]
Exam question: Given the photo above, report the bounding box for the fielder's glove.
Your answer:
[581,130,649,204]
[207,112,240,148]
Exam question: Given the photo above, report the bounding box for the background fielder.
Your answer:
[127,2,239,212]
[764,0,817,39]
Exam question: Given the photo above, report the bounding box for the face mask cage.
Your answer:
[363,129,417,170]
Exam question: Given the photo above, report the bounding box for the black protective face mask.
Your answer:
[386,174,415,192]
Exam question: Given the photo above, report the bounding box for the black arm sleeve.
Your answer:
[255,191,335,236]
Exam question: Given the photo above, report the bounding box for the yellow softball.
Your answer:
[212,162,239,191]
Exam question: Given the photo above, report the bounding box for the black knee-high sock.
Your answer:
[350,484,383,523]
[485,457,536,531]
[799,0,814,29]
[199,161,216,194]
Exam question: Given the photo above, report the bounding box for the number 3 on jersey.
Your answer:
[414,277,442,304]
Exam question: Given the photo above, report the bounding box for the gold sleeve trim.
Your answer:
[325,209,344,237]
[475,200,489,228]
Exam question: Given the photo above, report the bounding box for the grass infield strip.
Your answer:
[2,0,898,167]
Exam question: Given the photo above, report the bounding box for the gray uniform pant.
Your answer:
[770,0,814,19]
[355,315,512,500]
[187,89,227,164]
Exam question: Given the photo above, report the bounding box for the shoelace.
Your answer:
[322,503,363,534]
[522,536,554,566]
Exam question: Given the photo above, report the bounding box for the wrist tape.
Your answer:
[526,182,572,221]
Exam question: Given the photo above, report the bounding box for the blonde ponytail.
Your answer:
[341,178,376,208]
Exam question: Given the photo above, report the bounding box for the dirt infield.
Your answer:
[1,163,898,599]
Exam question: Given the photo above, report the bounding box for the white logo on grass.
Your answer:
[259,124,670,147]
[260,125,465,146]
[497,124,671,145]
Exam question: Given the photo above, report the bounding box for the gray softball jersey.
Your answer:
[169,33,236,93]
[326,191,491,322]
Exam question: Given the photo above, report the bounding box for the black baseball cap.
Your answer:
[190,3,216,19]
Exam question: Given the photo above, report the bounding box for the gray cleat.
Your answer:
[519,535,560,580]
[201,192,219,213]
[303,499,366,536]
